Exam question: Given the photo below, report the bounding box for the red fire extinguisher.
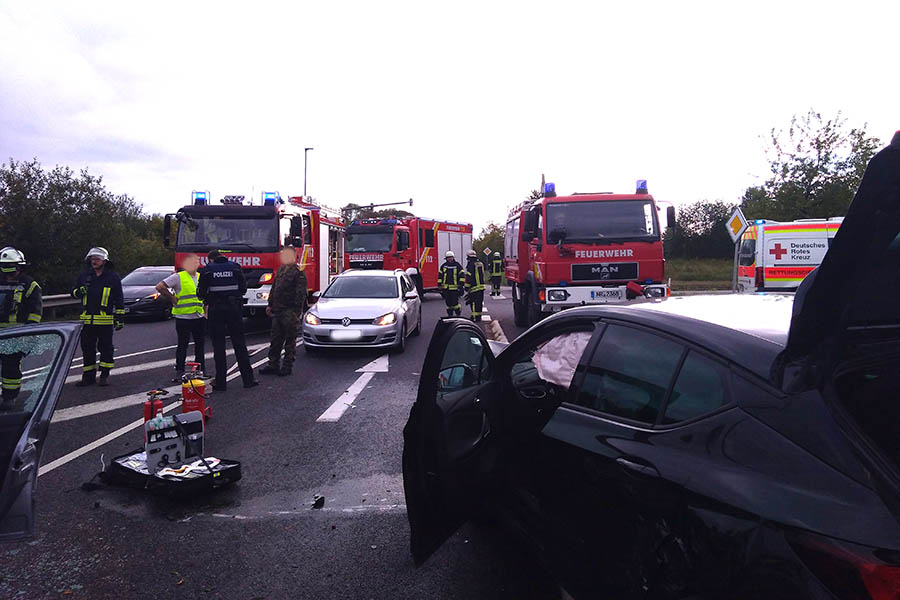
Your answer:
[143,388,169,443]
[181,362,211,419]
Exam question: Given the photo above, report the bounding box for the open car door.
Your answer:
[402,317,504,565]
[0,322,81,541]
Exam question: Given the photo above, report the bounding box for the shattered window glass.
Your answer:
[0,332,63,414]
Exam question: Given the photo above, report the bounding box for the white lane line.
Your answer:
[52,385,181,423]
[39,353,272,477]
[355,354,388,373]
[316,372,375,422]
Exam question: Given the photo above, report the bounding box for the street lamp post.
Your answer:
[304,147,314,198]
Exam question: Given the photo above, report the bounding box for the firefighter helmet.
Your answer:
[467,250,477,258]
[444,251,455,258]
[493,251,500,257]
[85,247,110,261]
[0,247,25,272]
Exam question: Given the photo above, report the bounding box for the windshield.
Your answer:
[323,276,399,299]
[346,227,394,252]
[545,200,658,243]
[176,216,278,251]
[121,270,171,286]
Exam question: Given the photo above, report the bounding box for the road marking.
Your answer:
[316,372,375,422]
[490,294,507,299]
[355,354,389,373]
[39,353,272,477]
[52,385,181,423]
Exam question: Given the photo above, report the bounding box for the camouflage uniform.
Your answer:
[265,264,308,374]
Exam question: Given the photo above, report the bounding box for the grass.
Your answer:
[666,258,733,290]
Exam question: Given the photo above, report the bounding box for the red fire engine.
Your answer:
[505,180,675,326]
[344,216,473,294]
[164,191,345,316]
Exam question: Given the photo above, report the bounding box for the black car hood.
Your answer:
[778,134,900,388]
[122,285,158,300]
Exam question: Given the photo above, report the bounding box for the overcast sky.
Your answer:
[1,1,897,234]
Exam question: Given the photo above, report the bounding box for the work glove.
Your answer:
[115,319,124,331]
[73,285,87,299]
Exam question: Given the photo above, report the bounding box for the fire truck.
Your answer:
[344,216,473,294]
[164,191,345,317]
[505,180,675,327]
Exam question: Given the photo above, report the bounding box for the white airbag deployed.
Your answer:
[532,332,592,389]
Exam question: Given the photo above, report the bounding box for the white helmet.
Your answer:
[444,251,455,259]
[493,251,501,257]
[85,246,110,261]
[0,247,25,272]
[467,250,477,258]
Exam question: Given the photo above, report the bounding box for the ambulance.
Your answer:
[737,217,843,292]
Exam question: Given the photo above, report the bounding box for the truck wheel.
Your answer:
[526,288,542,327]
[512,285,527,327]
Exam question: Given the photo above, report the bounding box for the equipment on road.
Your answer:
[181,362,211,419]
[505,178,673,327]
[345,215,473,297]
[143,389,169,439]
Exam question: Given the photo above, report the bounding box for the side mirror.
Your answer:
[312,291,321,299]
[163,214,172,248]
[438,364,478,391]
[666,206,676,229]
[404,291,418,300]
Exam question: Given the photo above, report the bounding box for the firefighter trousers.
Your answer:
[468,290,484,321]
[442,289,461,316]
[491,276,502,295]
[80,324,114,382]
[208,302,254,387]
[267,310,298,369]
[1,352,24,402]
[175,317,206,373]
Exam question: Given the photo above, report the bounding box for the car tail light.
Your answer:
[260,272,274,284]
[790,531,900,600]
[754,266,764,290]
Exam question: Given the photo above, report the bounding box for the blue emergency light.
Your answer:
[636,180,648,194]
[262,191,278,206]
[754,219,765,224]
[543,182,556,197]
[192,191,208,206]
[380,218,400,225]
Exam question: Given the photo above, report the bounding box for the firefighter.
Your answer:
[156,253,206,381]
[260,247,307,377]
[197,250,257,391]
[72,247,124,387]
[464,250,486,322]
[0,247,42,407]
[490,251,503,296]
[438,251,463,317]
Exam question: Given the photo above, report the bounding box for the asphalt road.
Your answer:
[1,288,544,600]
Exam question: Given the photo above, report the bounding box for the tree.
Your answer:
[664,199,736,259]
[0,159,173,294]
[740,110,881,221]
[473,222,504,262]
[341,202,414,222]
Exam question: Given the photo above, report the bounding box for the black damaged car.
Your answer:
[120,266,175,320]
[403,134,900,599]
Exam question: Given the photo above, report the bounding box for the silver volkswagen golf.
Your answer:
[302,270,422,353]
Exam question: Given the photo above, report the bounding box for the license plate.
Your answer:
[590,289,624,302]
[331,329,362,341]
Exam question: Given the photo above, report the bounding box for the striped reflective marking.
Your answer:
[100,287,111,307]
[208,284,240,292]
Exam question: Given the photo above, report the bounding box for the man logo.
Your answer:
[342,317,352,327]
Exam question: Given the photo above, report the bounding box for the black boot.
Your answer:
[260,363,280,376]
[75,371,96,387]
[278,365,292,376]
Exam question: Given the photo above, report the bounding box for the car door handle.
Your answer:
[520,388,547,400]
[616,457,659,478]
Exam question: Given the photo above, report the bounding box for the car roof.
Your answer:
[553,295,792,380]
[132,266,174,270]
[338,269,405,278]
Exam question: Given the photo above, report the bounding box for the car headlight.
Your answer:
[373,313,396,326]
[259,272,274,284]
[304,312,320,325]
[144,292,160,300]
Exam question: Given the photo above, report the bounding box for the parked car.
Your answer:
[120,266,175,320]
[403,138,900,599]
[302,269,422,353]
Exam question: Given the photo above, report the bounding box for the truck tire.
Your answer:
[525,287,542,327]
[512,285,527,327]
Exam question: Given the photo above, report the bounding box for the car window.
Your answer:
[323,276,398,299]
[738,238,756,267]
[510,330,593,393]
[438,330,491,394]
[574,324,684,424]
[661,351,729,424]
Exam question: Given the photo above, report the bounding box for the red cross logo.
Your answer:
[769,243,787,260]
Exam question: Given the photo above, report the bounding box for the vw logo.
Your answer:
[341,317,351,327]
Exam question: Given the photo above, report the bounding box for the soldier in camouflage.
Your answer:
[260,247,308,377]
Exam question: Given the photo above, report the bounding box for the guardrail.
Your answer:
[42,294,80,320]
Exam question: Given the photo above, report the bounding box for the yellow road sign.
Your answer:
[726,208,749,243]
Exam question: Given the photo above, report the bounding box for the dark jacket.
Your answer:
[72,267,124,326]
[465,258,486,292]
[197,257,247,305]
[439,260,463,291]
[0,273,42,327]
[268,264,308,312]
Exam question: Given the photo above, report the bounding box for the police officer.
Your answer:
[197,250,257,391]
[490,251,503,296]
[260,247,307,377]
[464,250,486,322]
[438,251,463,317]
[72,247,124,387]
[0,247,42,407]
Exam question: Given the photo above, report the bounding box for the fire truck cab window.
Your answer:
[346,226,394,252]
[574,324,684,424]
[176,217,277,251]
[302,215,312,245]
[738,238,756,266]
[424,228,435,248]
[546,200,658,243]
[397,230,410,251]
